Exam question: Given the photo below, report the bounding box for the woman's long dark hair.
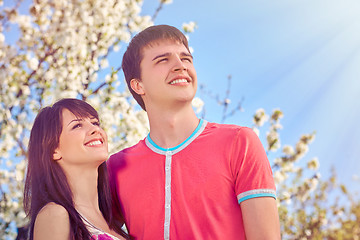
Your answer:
[23,98,129,240]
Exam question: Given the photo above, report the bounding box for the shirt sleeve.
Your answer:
[231,127,276,204]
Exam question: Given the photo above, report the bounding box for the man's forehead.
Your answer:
[142,39,187,52]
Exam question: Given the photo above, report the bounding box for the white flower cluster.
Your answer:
[253,108,269,127]
[307,157,320,170]
[191,97,204,114]
[273,131,318,183]
[266,108,283,152]
[282,145,295,155]
[274,134,320,210]
[253,108,283,152]
[0,159,28,231]
[160,0,173,4]
[182,21,197,33]
[251,107,322,226]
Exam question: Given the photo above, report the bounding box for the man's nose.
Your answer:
[172,57,187,72]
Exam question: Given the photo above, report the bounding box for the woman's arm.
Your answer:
[33,202,71,240]
[241,197,281,240]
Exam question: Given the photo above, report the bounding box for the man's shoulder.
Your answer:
[203,121,259,144]
[205,121,250,134]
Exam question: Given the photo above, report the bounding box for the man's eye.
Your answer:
[156,58,167,63]
[182,57,192,63]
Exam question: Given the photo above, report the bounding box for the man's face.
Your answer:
[132,40,197,111]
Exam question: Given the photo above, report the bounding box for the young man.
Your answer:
[108,25,281,240]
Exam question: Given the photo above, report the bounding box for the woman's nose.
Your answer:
[88,123,100,135]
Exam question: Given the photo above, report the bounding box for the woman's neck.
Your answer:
[65,167,100,212]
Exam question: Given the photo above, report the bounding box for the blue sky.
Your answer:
[140,0,360,192]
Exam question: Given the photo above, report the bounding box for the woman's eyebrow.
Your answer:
[67,119,82,126]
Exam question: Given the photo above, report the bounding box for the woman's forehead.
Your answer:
[61,108,97,121]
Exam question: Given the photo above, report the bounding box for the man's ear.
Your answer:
[130,78,145,95]
[53,149,62,161]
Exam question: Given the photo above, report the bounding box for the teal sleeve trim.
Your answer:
[238,193,276,204]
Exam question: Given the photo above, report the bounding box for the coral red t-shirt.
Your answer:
[108,120,276,240]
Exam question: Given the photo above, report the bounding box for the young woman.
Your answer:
[24,98,130,240]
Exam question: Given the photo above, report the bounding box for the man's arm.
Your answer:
[241,197,281,240]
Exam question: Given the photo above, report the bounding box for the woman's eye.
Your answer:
[92,121,100,126]
[72,123,82,129]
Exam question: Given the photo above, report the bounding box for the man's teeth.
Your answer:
[86,140,102,146]
[170,79,188,85]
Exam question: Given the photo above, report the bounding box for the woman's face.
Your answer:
[53,108,108,168]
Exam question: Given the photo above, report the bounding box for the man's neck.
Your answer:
[146,105,200,149]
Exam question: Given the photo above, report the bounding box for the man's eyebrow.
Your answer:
[152,52,171,61]
[152,52,193,61]
[180,52,193,58]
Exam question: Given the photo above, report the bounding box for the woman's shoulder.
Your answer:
[34,203,70,239]
[37,202,69,218]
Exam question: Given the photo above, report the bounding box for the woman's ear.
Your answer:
[53,149,62,161]
[130,78,145,95]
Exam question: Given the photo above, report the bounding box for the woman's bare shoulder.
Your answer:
[34,203,71,239]
[37,202,68,217]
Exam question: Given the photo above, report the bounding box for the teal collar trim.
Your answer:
[147,119,204,152]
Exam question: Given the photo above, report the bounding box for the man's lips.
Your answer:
[169,77,191,85]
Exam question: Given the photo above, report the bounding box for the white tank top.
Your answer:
[79,214,123,240]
